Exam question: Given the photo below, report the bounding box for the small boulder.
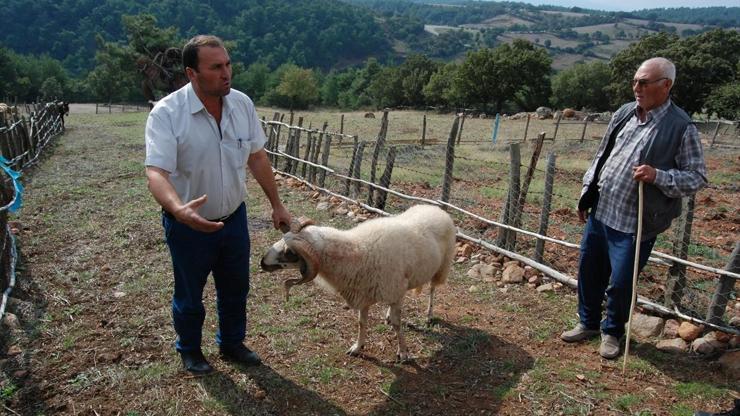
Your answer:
[562,108,576,118]
[536,106,553,119]
[691,338,719,355]
[678,322,703,342]
[466,264,482,279]
[316,201,330,211]
[656,338,688,353]
[662,319,680,338]
[536,283,554,293]
[479,264,496,280]
[631,313,664,338]
[502,264,525,283]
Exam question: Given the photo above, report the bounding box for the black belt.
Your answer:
[162,206,240,223]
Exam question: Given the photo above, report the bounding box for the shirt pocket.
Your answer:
[222,137,248,182]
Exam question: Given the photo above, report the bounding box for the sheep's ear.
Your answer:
[290,217,315,233]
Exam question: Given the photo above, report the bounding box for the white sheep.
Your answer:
[260,204,457,362]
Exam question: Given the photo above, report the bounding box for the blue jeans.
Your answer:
[577,215,655,339]
[162,202,251,352]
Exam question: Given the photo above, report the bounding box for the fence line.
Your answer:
[259,111,739,334]
[0,101,66,321]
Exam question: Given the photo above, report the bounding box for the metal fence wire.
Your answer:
[260,109,739,335]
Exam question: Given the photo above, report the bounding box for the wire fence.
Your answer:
[260,109,739,335]
[0,101,66,321]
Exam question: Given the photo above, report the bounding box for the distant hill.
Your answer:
[0,0,737,75]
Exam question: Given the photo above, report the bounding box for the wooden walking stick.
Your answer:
[623,180,644,373]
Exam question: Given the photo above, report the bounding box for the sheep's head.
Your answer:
[260,217,319,301]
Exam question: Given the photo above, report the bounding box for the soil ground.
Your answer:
[0,109,737,415]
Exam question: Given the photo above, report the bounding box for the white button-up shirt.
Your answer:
[145,83,267,220]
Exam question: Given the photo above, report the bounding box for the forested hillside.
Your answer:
[0,0,388,75]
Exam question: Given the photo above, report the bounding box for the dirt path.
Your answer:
[0,112,736,415]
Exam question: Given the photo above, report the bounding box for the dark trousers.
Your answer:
[162,202,250,352]
[577,215,655,338]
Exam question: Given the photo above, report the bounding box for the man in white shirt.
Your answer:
[145,35,291,375]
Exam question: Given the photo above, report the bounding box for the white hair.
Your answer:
[641,57,676,85]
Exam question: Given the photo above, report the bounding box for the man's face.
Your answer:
[632,64,672,112]
[187,46,232,98]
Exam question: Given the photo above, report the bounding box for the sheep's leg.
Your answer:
[388,303,410,363]
[384,306,392,325]
[426,285,436,326]
[347,306,368,356]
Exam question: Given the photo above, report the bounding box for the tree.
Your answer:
[273,66,320,110]
[551,61,611,111]
[606,29,740,114]
[705,83,740,120]
[423,62,460,107]
[397,54,438,107]
[453,40,551,113]
[40,77,63,100]
[232,62,270,102]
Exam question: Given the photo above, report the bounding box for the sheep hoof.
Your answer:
[347,344,363,356]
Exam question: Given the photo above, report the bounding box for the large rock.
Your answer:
[691,337,726,355]
[502,264,525,283]
[662,319,680,338]
[535,106,552,119]
[678,322,704,342]
[717,350,740,378]
[562,108,576,118]
[630,313,664,338]
[656,338,688,353]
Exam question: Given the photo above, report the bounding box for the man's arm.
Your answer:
[247,149,291,230]
[633,124,707,197]
[145,166,224,232]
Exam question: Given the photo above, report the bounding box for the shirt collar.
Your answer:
[634,99,672,124]
[186,82,234,116]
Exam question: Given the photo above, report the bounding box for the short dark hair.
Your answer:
[183,35,225,72]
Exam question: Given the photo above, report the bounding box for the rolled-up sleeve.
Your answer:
[144,112,177,173]
[653,124,707,198]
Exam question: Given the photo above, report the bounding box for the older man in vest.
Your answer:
[561,57,707,359]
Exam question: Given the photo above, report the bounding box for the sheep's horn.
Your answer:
[283,238,319,301]
[290,217,315,234]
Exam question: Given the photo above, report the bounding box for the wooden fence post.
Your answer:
[456,113,466,145]
[706,242,739,325]
[375,146,396,210]
[504,143,521,250]
[368,110,389,206]
[318,132,332,188]
[510,132,545,251]
[301,130,313,178]
[340,114,344,135]
[534,152,556,263]
[421,114,427,147]
[552,113,561,142]
[440,116,460,204]
[663,196,695,309]
[351,141,367,199]
[710,121,721,148]
[343,136,359,196]
[522,113,531,143]
[283,127,295,172]
[580,119,588,143]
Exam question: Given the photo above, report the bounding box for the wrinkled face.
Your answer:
[632,63,672,113]
[260,238,303,272]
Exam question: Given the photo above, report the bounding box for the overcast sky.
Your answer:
[519,0,738,12]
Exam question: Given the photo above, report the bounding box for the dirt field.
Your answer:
[0,110,737,415]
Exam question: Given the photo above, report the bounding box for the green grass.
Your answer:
[614,393,642,411]
[674,382,728,401]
